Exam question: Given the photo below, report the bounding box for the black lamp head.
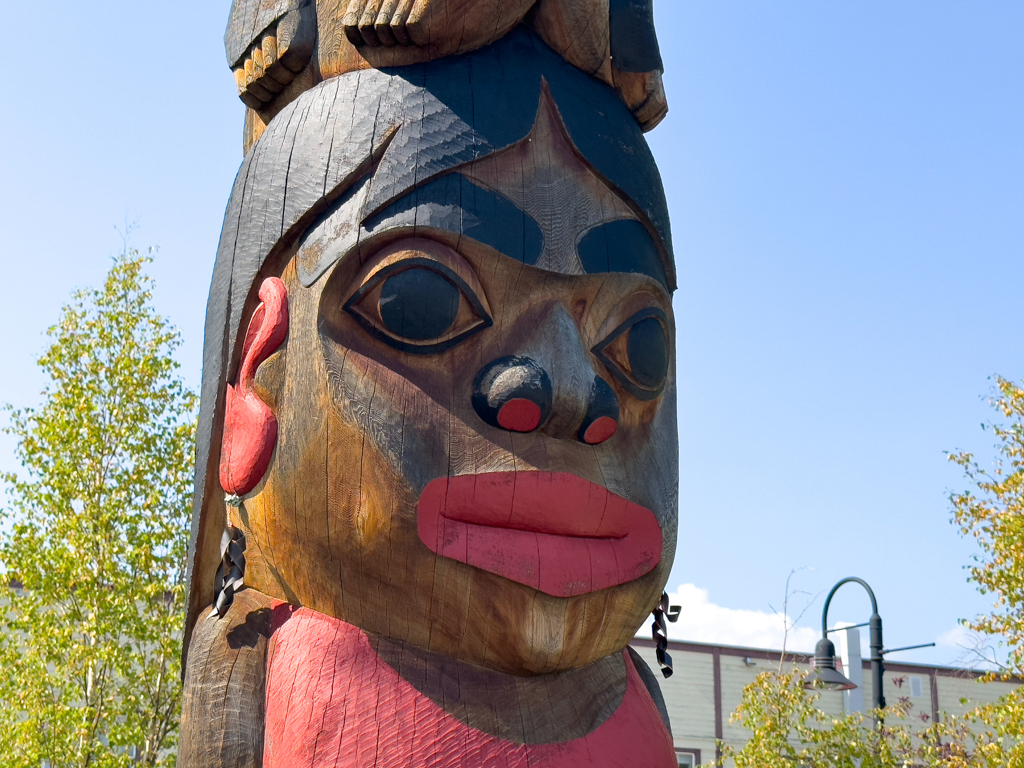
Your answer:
[805,637,857,692]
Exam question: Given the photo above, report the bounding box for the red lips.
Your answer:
[417,471,662,597]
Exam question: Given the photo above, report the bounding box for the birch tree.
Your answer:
[0,249,196,767]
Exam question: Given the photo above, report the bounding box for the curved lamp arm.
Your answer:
[821,577,878,637]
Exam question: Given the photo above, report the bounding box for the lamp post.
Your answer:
[806,577,935,718]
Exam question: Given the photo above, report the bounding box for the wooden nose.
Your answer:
[472,356,553,433]
[578,378,620,445]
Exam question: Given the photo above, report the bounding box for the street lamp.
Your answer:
[805,577,935,715]
[809,635,857,692]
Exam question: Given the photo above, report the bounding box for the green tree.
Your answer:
[714,378,1024,767]
[0,250,196,767]
[949,376,1024,677]
[943,375,1024,765]
[714,667,916,768]
[716,665,1024,767]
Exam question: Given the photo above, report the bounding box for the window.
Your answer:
[910,675,923,698]
[676,749,701,767]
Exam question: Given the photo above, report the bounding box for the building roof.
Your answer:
[630,636,1018,681]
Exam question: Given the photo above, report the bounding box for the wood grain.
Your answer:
[531,0,614,81]
[178,589,273,766]
[229,3,317,136]
[226,0,666,151]
[613,68,669,131]
[262,606,676,766]
[459,83,641,276]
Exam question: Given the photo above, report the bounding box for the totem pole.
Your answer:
[179,2,679,765]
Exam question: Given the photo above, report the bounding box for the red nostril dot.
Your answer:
[496,399,543,432]
[583,416,618,445]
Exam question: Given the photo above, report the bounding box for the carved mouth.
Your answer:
[417,471,662,597]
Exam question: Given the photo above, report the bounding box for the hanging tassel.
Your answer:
[212,526,247,618]
[652,591,681,678]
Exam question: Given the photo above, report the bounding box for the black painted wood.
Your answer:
[577,218,666,288]
[627,317,669,389]
[379,268,460,340]
[342,256,492,354]
[362,173,545,269]
[578,377,621,443]
[225,0,313,68]
[472,356,554,431]
[359,28,674,267]
[591,308,670,402]
[609,0,664,74]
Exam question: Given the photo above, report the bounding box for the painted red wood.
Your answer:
[496,398,543,432]
[263,605,677,767]
[219,278,289,496]
[583,416,618,445]
[417,471,662,597]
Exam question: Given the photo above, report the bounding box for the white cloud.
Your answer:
[637,583,820,653]
[937,624,976,650]
[936,624,1003,671]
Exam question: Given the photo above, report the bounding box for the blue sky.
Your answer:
[1,2,1021,666]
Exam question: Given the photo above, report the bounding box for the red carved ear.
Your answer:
[219,277,289,497]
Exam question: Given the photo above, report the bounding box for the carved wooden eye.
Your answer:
[379,267,460,341]
[344,256,492,354]
[592,307,670,400]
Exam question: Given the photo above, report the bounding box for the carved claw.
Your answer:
[343,0,417,47]
[231,5,316,112]
[615,70,669,132]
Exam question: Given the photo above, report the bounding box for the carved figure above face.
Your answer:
[225,0,668,150]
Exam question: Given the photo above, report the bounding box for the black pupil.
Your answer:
[378,268,460,341]
[626,317,669,389]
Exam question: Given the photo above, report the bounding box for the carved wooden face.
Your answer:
[234,91,678,675]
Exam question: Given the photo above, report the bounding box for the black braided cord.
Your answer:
[212,526,247,618]
[652,591,681,678]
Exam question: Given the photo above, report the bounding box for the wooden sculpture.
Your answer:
[225,0,668,151]
[179,4,678,765]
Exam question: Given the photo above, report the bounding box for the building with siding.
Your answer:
[629,636,1018,767]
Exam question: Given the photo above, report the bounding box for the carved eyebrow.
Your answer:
[362,173,544,266]
[577,219,668,289]
[359,173,668,288]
